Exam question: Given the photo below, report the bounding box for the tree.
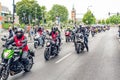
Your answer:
[48,4,69,22]
[16,0,43,24]
[107,15,120,24]
[106,18,110,24]
[101,19,106,24]
[98,20,102,24]
[82,10,96,25]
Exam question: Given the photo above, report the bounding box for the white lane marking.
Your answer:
[55,53,72,64]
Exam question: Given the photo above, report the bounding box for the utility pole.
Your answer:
[13,0,15,24]
[35,7,37,25]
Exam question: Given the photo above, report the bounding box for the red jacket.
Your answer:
[51,32,57,41]
[65,31,70,36]
[38,30,43,35]
[14,36,29,51]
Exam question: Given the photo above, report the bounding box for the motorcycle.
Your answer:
[44,37,59,61]
[0,39,35,80]
[74,33,84,54]
[65,31,71,42]
[34,33,44,49]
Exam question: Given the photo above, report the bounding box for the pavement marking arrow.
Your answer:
[55,53,72,64]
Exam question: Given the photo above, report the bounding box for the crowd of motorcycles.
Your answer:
[0,25,110,80]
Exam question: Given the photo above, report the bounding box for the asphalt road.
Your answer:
[1,27,120,80]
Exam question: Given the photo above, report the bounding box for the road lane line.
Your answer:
[55,53,72,64]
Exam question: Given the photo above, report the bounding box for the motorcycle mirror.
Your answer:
[1,38,5,41]
[4,35,7,38]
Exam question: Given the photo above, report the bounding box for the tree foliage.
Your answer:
[101,19,106,24]
[106,15,120,24]
[82,10,96,25]
[48,4,69,22]
[16,0,45,24]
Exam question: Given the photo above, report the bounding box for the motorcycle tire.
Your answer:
[24,56,33,72]
[44,48,50,61]
[76,44,80,54]
[0,67,9,80]
[34,43,38,49]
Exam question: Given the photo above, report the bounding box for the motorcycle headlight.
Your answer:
[46,42,50,46]
[3,52,9,59]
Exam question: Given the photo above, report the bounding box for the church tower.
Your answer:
[71,5,76,22]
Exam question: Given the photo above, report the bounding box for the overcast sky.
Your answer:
[1,0,120,20]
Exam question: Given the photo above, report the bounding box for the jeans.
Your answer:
[22,51,29,65]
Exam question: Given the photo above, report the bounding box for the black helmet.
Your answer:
[16,28,24,39]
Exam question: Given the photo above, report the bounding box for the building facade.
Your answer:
[0,2,19,24]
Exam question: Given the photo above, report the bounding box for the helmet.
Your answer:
[16,28,24,39]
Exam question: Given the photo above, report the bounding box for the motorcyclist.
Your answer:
[49,27,60,52]
[37,27,43,35]
[82,27,89,52]
[41,27,46,44]
[5,28,29,65]
[76,25,89,52]
[65,27,72,36]
[37,27,44,46]
[55,27,61,46]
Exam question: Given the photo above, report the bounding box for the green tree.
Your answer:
[16,0,43,24]
[101,19,105,24]
[107,15,120,24]
[82,10,96,25]
[98,20,102,24]
[48,4,69,22]
[106,18,110,24]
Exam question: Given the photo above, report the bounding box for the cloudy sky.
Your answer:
[1,0,120,20]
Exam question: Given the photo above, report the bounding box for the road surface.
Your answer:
[1,27,120,80]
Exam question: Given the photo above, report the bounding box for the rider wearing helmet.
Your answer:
[49,27,60,52]
[55,27,61,46]
[5,28,29,65]
[37,27,43,35]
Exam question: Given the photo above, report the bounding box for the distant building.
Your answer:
[0,2,19,24]
[0,2,11,22]
[71,5,76,22]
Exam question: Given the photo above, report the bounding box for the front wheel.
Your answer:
[0,66,9,80]
[44,48,50,61]
[34,42,38,49]
[24,56,33,72]
[76,44,80,54]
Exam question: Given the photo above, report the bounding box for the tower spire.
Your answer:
[72,4,74,10]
